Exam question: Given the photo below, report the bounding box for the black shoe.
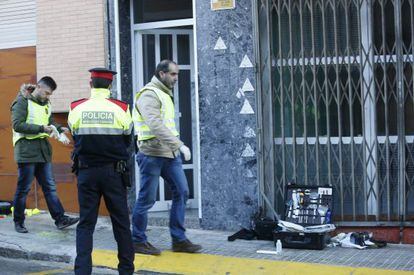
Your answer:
[172,239,202,253]
[56,215,79,230]
[14,222,28,233]
[133,242,161,255]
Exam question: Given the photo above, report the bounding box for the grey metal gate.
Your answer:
[255,0,414,225]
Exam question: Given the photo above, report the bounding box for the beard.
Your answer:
[161,80,173,89]
[36,95,48,103]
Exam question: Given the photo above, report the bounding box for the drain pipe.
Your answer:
[114,0,122,100]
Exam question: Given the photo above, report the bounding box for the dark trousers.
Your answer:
[74,164,134,275]
[13,162,65,224]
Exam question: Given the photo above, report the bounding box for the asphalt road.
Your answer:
[0,256,115,275]
[0,256,172,275]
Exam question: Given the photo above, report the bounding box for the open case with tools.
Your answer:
[273,183,334,250]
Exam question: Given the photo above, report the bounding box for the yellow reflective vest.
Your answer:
[68,88,133,136]
[12,100,50,146]
[132,86,179,141]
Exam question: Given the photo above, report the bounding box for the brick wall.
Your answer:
[36,0,106,112]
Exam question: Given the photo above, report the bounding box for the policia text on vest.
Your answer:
[81,111,114,124]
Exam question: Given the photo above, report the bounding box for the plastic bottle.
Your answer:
[276,239,282,254]
[325,209,331,224]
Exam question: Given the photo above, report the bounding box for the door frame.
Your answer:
[130,2,201,213]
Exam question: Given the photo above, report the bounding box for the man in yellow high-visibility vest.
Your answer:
[132,60,201,255]
[11,76,79,233]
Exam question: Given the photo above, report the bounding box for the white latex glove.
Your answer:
[49,125,60,139]
[58,133,71,145]
[179,145,191,161]
[49,125,71,145]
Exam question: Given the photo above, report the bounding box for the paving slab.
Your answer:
[0,213,413,274]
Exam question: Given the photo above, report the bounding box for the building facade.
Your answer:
[112,0,414,240]
[109,0,259,230]
[0,0,110,214]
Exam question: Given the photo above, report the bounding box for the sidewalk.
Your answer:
[0,212,413,274]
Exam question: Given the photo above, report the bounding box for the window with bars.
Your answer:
[259,0,414,222]
[271,1,362,139]
[271,0,414,139]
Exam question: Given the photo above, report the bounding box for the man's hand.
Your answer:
[46,125,71,145]
[43,125,54,134]
[58,133,71,145]
[48,125,60,139]
[179,145,191,161]
[60,127,70,134]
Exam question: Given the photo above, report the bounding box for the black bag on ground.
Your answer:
[227,228,257,241]
[251,207,278,241]
[253,217,278,240]
[0,201,12,215]
[227,207,278,242]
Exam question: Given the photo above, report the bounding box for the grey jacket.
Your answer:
[135,76,183,158]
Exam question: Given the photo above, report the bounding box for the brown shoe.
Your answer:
[172,239,202,253]
[133,242,161,255]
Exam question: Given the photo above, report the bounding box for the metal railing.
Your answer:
[255,0,414,225]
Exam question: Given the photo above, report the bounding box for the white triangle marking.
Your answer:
[214,37,227,50]
[236,88,244,99]
[243,126,256,138]
[240,99,254,114]
[239,55,253,68]
[242,78,255,92]
[242,144,255,157]
[245,169,254,178]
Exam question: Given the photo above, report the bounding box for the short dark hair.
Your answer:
[38,76,57,91]
[154,60,177,79]
[91,77,112,89]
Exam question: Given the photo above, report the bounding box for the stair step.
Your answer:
[147,209,200,229]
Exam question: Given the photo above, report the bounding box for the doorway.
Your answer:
[133,28,198,211]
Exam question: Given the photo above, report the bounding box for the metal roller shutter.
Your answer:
[0,0,36,49]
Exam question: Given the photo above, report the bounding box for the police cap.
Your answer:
[89,68,117,81]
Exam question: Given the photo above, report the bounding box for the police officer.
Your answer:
[68,68,134,275]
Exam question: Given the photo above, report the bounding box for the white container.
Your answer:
[276,239,283,254]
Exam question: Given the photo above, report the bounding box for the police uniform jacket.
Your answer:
[68,88,133,166]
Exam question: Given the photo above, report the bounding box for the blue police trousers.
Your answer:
[75,164,134,275]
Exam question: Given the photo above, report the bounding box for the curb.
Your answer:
[0,245,72,263]
[92,249,414,275]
